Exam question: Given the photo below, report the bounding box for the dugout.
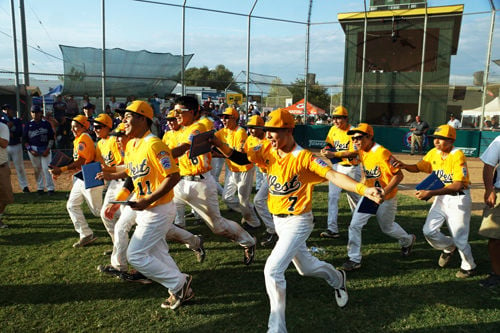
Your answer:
[337,2,463,127]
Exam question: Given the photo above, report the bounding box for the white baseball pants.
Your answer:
[210,157,225,195]
[174,172,255,247]
[254,174,274,234]
[423,190,476,270]
[327,164,361,233]
[8,143,29,189]
[265,212,344,333]
[223,167,260,227]
[255,167,264,191]
[347,197,413,263]
[28,150,54,191]
[66,178,103,239]
[100,179,124,242]
[127,202,187,294]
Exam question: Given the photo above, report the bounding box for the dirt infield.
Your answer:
[9,153,487,216]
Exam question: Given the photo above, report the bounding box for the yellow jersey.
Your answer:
[416,147,470,188]
[215,127,253,172]
[177,122,212,176]
[248,144,331,215]
[197,116,214,131]
[124,132,178,207]
[325,124,359,166]
[162,128,182,164]
[358,143,399,200]
[95,136,121,167]
[244,135,269,173]
[73,132,95,169]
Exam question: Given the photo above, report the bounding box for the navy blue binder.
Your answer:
[357,196,379,214]
[82,162,104,189]
[416,172,445,191]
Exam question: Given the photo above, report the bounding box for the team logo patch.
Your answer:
[160,155,171,169]
[314,157,328,167]
[78,142,86,151]
[156,151,167,158]
[253,144,262,151]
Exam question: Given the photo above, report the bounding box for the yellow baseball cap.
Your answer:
[332,106,348,117]
[431,124,456,140]
[72,115,90,130]
[247,115,264,127]
[111,123,126,136]
[264,108,295,129]
[165,110,177,120]
[222,107,239,119]
[126,100,154,120]
[93,113,113,129]
[347,123,374,137]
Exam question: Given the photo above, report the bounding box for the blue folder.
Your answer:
[82,162,104,189]
[357,196,379,214]
[189,130,215,159]
[416,172,445,191]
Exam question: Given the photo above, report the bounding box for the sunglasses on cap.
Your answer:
[351,134,366,141]
[174,108,190,115]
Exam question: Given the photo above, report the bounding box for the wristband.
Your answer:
[60,166,68,172]
[115,188,131,201]
[355,183,367,196]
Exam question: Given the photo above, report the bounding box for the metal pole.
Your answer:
[181,0,187,96]
[101,0,106,112]
[10,0,21,118]
[304,0,313,121]
[359,0,368,123]
[417,2,428,117]
[19,0,30,115]
[246,0,258,118]
[479,2,496,131]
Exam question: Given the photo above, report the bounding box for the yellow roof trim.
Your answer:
[338,4,463,21]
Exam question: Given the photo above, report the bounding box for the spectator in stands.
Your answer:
[409,115,429,155]
[53,95,67,123]
[81,93,90,110]
[203,96,213,110]
[390,113,402,126]
[82,103,96,140]
[491,116,499,129]
[108,96,121,113]
[55,115,72,149]
[0,104,29,192]
[65,94,79,118]
[447,114,461,128]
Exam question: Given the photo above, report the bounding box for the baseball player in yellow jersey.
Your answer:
[341,123,415,271]
[170,96,256,265]
[244,115,277,247]
[319,106,361,238]
[394,124,476,278]
[212,108,384,333]
[104,101,194,310]
[215,107,261,229]
[92,113,124,244]
[50,115,103,248]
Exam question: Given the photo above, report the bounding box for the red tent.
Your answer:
[284,98,326,115]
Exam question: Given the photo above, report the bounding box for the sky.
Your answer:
[0,0,499,94]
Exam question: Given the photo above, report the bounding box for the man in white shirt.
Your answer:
[447,114,461,128]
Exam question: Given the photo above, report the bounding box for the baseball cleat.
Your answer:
[334,270,348,308]
[162,274,194,310]
[401,234,416,257]
[438,246,456,268]
[120,270,153,284]
[72,234,97,248]
[260,232,278,247]
[456,268,477,279]
[320,230,340,239]
[97,264,123,278]
[243,237,257,265]
[342,260,361,271]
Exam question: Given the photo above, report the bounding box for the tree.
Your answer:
[288,78,330,112]
[184,64,242,93]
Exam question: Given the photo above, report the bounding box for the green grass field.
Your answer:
[0,186,499,332]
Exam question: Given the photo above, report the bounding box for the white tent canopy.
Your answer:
[462,97,500,117]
